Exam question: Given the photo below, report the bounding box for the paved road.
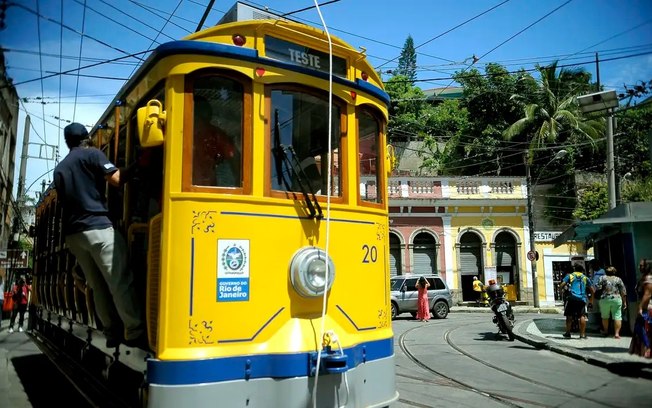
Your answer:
[392,312,651,408]
[3,310,651,407]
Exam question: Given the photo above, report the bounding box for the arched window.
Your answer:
[358,107,384,205]
[459,231,484,302]
[412,232,437,274]
[389,232,402,276]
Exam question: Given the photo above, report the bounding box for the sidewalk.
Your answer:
[0,326,37,407]
[451,305,652,379]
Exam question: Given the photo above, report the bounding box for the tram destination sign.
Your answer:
[0,249,30,268]
[265,36,348,78]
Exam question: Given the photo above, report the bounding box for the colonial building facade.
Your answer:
[0,52,19,254]
[381,175,586,306]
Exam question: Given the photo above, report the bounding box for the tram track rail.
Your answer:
[28,331,136,408]
[398,321,620,408]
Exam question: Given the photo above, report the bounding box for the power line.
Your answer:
[10,2,144,62]
[387,50,652,84]
[35,0,48,156]
[477,0,575,63]
[4,50,150,89]
[72,0,88,122]
[560,17,652,63]
[127,0,184,78]
[426,0,575,99]
[94,0,177,42]
[377,0,512,69]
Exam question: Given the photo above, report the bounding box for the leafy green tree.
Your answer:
[419,100,469,174]
[449,63,537,176]
[615,104,652,180]
[385,74,429,141]
[573,182,608,220]
[503,61,601,162]
[622,177,652,202]
[397,35,417,84]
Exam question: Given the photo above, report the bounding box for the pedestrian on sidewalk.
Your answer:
[8,277,30,333]
[596,266,627,339]
[472,276,484,305]
[0,277,4,330]
[629,260,652,358]
[560,264,595,339]
[415,276,430,322]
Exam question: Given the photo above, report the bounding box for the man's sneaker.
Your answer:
[8,327,14,333]
[562,332,571,338]
[580,334,588,340]
[18,327,24,333]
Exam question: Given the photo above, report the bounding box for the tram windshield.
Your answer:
[270,89,342,196]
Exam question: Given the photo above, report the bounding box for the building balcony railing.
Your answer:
[361,176,526,201]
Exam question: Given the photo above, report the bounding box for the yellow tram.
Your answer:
[31,3,397,407]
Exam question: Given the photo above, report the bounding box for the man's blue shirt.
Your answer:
[53,147,118,235]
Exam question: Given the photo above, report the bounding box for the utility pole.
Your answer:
[17,115,30,203]
[12,115,30,246]
[577,90,619,209]
[525,158,539,308]
[595,52,600,91]
[606,110,616,209]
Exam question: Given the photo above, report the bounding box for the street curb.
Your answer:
[450,307,562,314]
[513,319,652,380]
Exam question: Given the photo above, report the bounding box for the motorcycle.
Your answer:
[487,282,515,341]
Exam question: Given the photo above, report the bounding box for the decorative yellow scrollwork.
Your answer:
[191,210,217,234]
[188,318,217,344]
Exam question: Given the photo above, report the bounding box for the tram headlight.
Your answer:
[290,247,335,298]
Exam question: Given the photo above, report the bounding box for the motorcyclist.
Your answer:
[486,279,504,304]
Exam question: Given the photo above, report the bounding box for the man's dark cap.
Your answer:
[64,123,89,143]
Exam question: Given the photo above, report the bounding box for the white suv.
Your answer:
[390,275,452,320]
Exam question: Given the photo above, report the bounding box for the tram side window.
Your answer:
[359,108,382,204]
[270,89,342,196]
[191,76,243,188]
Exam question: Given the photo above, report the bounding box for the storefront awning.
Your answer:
[553,221,602,247]
[554,202,652,247]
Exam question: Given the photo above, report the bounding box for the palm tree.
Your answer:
[503,61,603,162]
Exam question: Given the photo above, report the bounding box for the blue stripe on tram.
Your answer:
[147,337,393,385]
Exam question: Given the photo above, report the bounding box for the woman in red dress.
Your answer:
[416,276,431,322]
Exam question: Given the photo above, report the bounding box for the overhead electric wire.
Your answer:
[17,99,49,145]
[386,49,652,84]
[243,0,456,65]
[377,0,512,70]
[128,0,194,33]
[385,42,652,75]
[10,2,145,62]
[94,0,177,42]
[280,0,341,17]
[72,0,88,122]
[127,0,184,78]
[35,0,50,178]
[479,0,574,63]
[559,17,652,62]
[57,0,63,163]
[53,72,129,81]
[430,0,575,98]
[2,48,141,67]
[5,50,150,89]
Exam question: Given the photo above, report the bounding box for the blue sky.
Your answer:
[2,0,651,200]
